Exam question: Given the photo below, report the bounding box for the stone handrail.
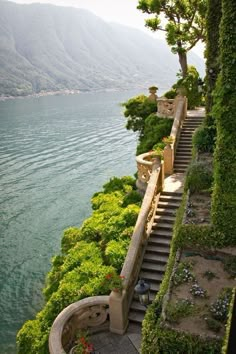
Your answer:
[164,96,187,174]
[109,161,163,334]
[49,296,109,354]
[157,97,175,118]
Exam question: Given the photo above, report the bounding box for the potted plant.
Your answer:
[162,136,174,146]
[103,272,125,293]
[148,86,158,94]
[150,146,164,161]
[69,331,94,354]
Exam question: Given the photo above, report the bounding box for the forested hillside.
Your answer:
[0,0,204,97]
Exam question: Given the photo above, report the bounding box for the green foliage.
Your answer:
[137,0,207,76]
[173,261,195,286]
[61,227,82,254]
[105,239,130,270]
[210,288,232,322]
[122,95,157,137]
[175,66,202,109]
[137,114,172,154]
[223,256,236,278]
[205,317,222,333]
[222,288,235,354]
[166,299,196,324]
[163,88,177,99]
[205,0,222,116]
[192,125,216,153]
[176,225,225,249]
[211,0,236,245]
[142,324,222,354]
[185,161,213,193]
[17,176,141,353]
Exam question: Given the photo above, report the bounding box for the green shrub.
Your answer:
[105,239,130,270]
[185,161,213,193]
[166,299,196,323]
[192,125,216,153]
[176,225,225,249]
[163,88,177,99]
[205,318,222,333]
[175,65,202,109]
[137,114,172,154]
[122,95,157,137]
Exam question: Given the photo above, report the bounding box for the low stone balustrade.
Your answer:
[157,97,175,118]
[49,296,109,354]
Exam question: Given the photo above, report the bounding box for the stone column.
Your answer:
[163,144,173,175]
[109,289,128,335]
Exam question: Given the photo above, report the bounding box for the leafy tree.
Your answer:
[137,0,207,77]
[122,95,157,138]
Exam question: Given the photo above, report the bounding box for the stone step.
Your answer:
[156,208,177,216]
[158,201,180,209]
[150,229,173,237]
[139,270,164,282]
[130,300,146,313]
[174,168,187,173]
[141,261,167,273]
[161,191,182,197]
[152,222,173,230]
[148,238,171,248]
[128,310,145,324]
[154,215,176,223]
[174,163,189,169]
[143,252,169,264]
[146,244,170,255]
[175,156,191,161]
[159,194,182,202]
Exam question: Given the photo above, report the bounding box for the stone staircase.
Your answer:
[174,115,203,173]
[128,114,204,325]
[128,191,182,324]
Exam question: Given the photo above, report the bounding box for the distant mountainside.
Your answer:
[0,0,205,97]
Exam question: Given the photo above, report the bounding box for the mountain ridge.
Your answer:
[0,0,205,97]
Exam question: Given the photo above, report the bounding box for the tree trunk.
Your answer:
[178,51,188,78]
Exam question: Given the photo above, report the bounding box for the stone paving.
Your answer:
[91,324,141,354]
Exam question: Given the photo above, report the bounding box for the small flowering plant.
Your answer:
[104,272,125,292]
[72,331,94,354]
[173,261,195,286]
[210,288,232,322]
[190,283,207,298]
[162,136,174,145]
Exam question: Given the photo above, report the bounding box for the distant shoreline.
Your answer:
[0,89,82,102]
[0,87,145,102]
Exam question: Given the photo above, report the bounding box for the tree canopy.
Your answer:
[137,0,207,77]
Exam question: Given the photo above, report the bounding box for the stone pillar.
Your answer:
[163,145,173,175]
[109,290,128,335]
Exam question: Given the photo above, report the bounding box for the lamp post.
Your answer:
[197,78,204,93]
[134,279,150,307]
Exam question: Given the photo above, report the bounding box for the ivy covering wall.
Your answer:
[212,0,236,245]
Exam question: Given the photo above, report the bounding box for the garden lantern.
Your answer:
[134,279,150,306]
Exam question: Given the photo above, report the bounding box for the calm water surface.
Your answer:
[0,91,139,353]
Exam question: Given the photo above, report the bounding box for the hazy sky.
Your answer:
[10,0,152,33]
[9,0,204,56]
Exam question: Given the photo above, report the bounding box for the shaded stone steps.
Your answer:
[128,191,181,325]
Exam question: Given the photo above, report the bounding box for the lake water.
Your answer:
[0,91,141,353]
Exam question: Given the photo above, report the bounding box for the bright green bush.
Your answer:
[17,176,141,353]
[185,161,213,193]
[105,239,130,270]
